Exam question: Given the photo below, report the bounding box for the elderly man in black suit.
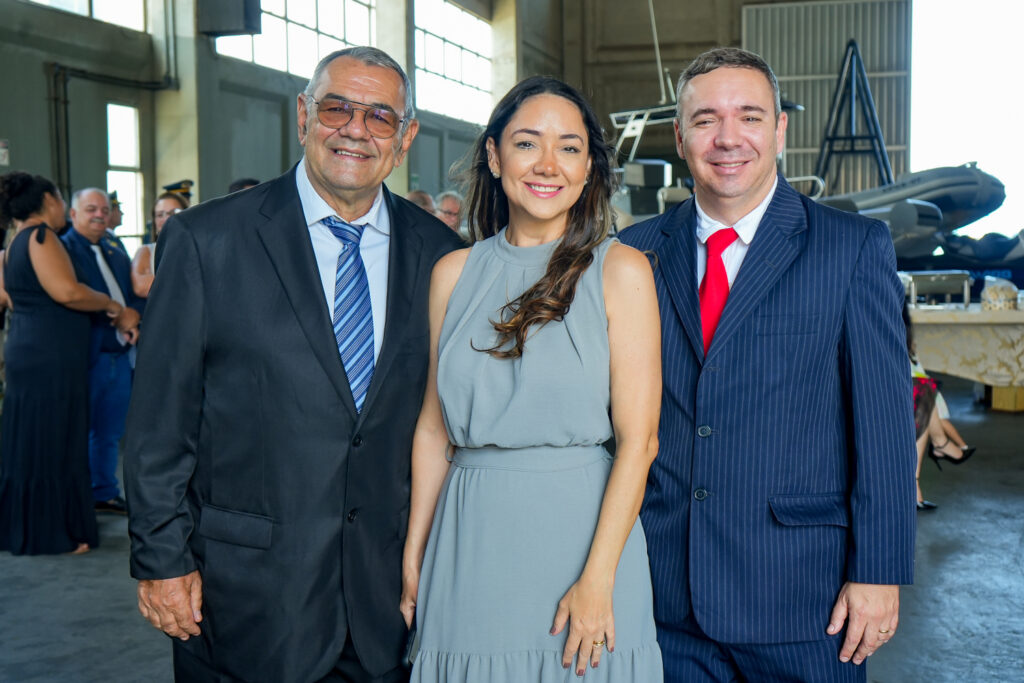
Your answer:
[123,47,463,682]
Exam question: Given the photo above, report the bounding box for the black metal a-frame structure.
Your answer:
[814,39,895,188]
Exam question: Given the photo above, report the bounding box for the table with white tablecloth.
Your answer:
[909,305,1024,410]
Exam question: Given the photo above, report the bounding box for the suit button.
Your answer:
[697,425,712,437]
[352,435,363,447]
[693,488,708,501]
[347,509,358,522]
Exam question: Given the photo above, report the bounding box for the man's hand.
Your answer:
[137,570,203,640]
[827,582,899,665]
[111,306,140,331]
[121,325,140,345]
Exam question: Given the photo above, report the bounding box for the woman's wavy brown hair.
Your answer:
[463,76,616,358]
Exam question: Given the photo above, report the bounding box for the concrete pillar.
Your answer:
[378,0,410,195]
[149,0,201,203]
[492,0,520,98]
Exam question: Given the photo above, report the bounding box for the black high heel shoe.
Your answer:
[916,478,937,511]
[928,439,977,470]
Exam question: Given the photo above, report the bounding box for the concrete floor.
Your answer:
[868,374,1024,682]
[0,373,1021,682]
[0,514,169,682]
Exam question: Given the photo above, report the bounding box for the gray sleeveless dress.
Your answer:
[410,228,663,682]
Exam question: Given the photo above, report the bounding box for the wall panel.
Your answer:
[196,45,305,198]
[744,0,911,195]
[408,110,479,196]
[0,0,155,200]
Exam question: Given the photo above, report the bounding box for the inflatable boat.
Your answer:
[816,163,1009,261]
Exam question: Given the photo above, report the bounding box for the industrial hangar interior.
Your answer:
[0,0,1021,681]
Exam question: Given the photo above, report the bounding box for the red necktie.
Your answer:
[699,227,738,354]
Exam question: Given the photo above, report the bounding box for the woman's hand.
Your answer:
[551,574,615,676]
[399,566,419,629]
[105,298,124,318]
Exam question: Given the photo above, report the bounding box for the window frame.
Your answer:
[105,102,146,255]
[23,0,146,32]
[412,0,493,125]
[214,0,377,80]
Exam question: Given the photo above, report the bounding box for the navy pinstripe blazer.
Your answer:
[619,176,916,644]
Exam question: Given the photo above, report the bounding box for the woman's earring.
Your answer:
[491,170,500,179]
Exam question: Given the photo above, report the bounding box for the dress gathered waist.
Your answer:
[450,444,611,472]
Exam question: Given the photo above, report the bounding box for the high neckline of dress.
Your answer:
[492,226,561,267]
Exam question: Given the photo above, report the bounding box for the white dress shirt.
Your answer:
[296,157,390,363]
[694,177,778,288]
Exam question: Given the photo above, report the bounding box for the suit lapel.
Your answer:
[658,201,706,363]
[707,177,808,359]
[66,232,106,292]
[358,188,423,417]
[254,169,359,418]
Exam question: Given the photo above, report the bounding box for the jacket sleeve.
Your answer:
[123,216,205,579]
[840,219,916,585]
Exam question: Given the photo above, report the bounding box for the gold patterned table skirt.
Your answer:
[909,305,1024,387]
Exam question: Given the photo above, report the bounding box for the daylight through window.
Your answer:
[413,0,493,125]
[27,0,145,31]
[106,104,145,255]
[215,0,376,80]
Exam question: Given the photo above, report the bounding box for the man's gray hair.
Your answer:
[71,187,109,210]
[435,189,463,205]
[303,46,415,126]
[675,47,781,119]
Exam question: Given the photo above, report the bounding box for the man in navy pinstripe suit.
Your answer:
[619,48,916,682]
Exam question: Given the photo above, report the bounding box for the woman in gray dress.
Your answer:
[400,77,663,681]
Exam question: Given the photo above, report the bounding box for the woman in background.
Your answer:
[903,302,976,510]
[401,76,663,681]
[0,172,137,555]
[130,191,188,298]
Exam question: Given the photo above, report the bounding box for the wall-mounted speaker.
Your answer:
[198,0,261,37]
[447,0,493,20]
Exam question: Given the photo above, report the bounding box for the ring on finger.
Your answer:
[878,629,891,634]
[592,640,605,648]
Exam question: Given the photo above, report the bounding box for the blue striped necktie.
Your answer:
[322,215,374,412]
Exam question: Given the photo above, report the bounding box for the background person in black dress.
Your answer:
[0,172,138,555]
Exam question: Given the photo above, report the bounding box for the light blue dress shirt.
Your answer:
[296,157,389,363]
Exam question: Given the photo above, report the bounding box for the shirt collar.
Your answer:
[296,157,389,235]
[694,176,778,246]
[66,227,100,247]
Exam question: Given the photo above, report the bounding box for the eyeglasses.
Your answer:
[437,208,459,218]
[155,208,182,220]
[310,96,405,139]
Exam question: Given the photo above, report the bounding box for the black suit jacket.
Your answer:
[123,167,463,682]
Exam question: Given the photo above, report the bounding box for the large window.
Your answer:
[25,0,145,31]
[414,0,492,125]
[106,104,145,255]
[216,0,376,80]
